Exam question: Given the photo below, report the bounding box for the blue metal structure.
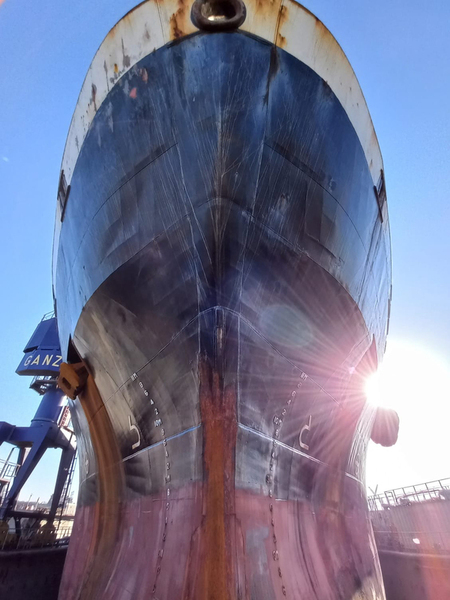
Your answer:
[16,312,62,377]
[0,314,76,531]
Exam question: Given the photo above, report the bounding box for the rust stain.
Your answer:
[277,33,286,47]
[255,0,279,12]
[58,362,124,600]
[190,355,237,600]
[129,87,138,98]
[170,11,184,39]
[114,63,119,74]
[273,1,288,49]
[277,3,289,44]
[170,0,187,40]
[313,15,330,42]
[105,25,118,40]
[279,3,289,24]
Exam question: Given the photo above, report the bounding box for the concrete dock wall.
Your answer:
[0,547,67,600]
[379,549,450,600]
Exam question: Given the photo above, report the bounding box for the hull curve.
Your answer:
[54,7,391,600]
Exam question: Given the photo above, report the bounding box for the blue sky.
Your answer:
[0,0,449,501]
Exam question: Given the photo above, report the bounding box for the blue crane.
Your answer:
[0,313,76,536]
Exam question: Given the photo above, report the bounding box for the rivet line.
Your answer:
[267,370,308,598]
[131,372,171,597]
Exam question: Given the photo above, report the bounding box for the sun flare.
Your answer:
[365,340,450,415]
[366,339,450,491]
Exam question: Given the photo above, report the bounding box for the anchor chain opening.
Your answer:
[191,0,246,32]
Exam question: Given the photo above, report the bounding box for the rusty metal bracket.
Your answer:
[58,362,88,399]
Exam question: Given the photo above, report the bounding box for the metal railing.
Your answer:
[29,374,58,395]
[368,478,450,511]
[0,459,20,481]
[369,477,450,555]
[41,310,56,322]
[0,521,73,551]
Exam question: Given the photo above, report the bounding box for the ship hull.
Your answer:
[55,23,390,600]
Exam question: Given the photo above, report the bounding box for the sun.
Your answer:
[365,339,450,414]
[365,339,450,491]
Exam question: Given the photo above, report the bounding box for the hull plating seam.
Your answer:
[238,423,363,484]
[111,305,344,406]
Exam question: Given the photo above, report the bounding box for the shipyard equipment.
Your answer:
[0,314,76,535]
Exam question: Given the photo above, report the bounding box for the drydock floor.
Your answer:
[0,546,67,600]
[1,546,450,600]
